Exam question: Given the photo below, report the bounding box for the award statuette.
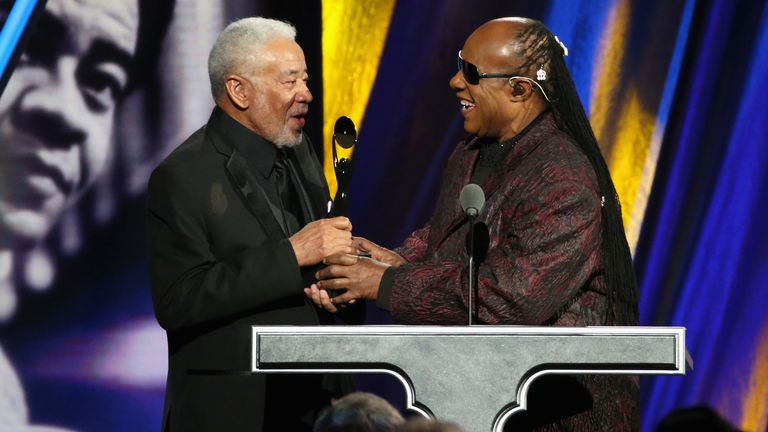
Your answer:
[328,116,357,217]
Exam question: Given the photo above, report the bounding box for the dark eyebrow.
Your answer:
[31,9,72,51]
[31,8,133,74]
[83,39,134,74]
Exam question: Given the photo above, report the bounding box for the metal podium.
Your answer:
[252,325,687,432]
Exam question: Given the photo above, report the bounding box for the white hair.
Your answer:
[208,17,296,100]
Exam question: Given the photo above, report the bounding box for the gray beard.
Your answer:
[273,130,303,148]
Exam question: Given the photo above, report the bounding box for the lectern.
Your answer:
[252,325,687,432]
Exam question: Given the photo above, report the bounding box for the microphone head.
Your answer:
[460,183,485,217]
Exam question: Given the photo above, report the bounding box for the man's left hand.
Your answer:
[310,254,389,308]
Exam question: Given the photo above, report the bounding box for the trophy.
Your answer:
[328,116,357,217]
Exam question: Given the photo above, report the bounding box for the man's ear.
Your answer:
[225,74,251,110]
[508,79,533,101]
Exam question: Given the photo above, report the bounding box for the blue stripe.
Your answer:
[651,0,696,145]
[0,0,40,86]
[640,0,768,428]
[544,0,615,115]
[639,0,734,424]
[638,0,696,326]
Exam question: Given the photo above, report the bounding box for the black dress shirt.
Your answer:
[218,111,307,236]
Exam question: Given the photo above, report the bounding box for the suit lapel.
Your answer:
[479,112,556,202]
[204,111,288,238]
[225,149,290,237]
[430,141,479,248]
[205,107,331,235]
[429,113,556,247]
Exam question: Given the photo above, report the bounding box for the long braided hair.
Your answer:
[511,19,639,325]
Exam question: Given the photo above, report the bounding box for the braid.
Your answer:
[512,21,639,325]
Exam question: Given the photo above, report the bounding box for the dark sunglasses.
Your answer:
[457,50,517,85]
[457,50,551,102]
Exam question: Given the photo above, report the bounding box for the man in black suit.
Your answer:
[147,17,357,432]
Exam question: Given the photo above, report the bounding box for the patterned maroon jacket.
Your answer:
[386,112,639,430]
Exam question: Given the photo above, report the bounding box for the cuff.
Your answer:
[375,267,395,311]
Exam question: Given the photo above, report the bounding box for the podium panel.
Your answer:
[252,325,687,432]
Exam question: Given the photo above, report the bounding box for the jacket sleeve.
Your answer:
[394,224,431,262]
[147,164,304,331]
[389,174,603,325]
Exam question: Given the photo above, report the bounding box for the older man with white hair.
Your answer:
[147,17,358,432]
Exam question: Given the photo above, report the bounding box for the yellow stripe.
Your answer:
[740,323,768,431]
[321,0,397,199]
[589,0,657,252]
[590,0,629,141]
[608,87,656,251]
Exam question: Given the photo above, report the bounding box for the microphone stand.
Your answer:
[460,183,485,326]
[467,213,477,326]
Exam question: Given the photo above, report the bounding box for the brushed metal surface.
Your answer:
[252,326,686,432]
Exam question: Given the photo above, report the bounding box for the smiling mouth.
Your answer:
[460,100,476,112]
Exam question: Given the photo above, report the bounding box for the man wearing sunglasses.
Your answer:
[309,17,639,431]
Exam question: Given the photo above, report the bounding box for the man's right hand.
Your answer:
[289,217,354,267]
[352,236,407,267]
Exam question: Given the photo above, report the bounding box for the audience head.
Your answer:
[397,417,464,432]
[313,392,405,432]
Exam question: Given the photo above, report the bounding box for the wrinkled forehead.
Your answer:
[260,38,308,74]
[46,0,140,56]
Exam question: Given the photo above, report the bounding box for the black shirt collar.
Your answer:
[467,109,550,150]
[215,107,278,179]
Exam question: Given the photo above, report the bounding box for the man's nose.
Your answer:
[449,70,466,91]
[13,58,88,148]
[296,81,313,104]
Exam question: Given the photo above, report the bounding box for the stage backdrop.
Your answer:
[0,0,765,431]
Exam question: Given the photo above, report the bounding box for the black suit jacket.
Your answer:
[148,108,352,431]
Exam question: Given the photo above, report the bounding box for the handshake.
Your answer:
[288,216,405,313]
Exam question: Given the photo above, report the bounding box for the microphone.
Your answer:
[459,184,485,326]
[460,183,485,217]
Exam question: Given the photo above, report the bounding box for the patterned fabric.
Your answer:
[389,112,639,430]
